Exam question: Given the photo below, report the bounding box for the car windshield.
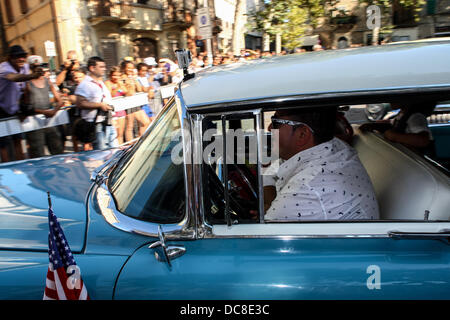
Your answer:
[108,99,186,224]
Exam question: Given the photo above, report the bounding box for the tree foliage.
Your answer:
[247,0,331,50]
[247,0,428,50]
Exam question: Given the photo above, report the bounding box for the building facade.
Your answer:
[0,0,198,68]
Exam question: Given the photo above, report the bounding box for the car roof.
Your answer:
[180,39,450,110]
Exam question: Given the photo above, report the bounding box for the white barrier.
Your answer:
[0,87,173,138]
[0,110,69,138]
[160,84,177,99]
[110,92,149,112]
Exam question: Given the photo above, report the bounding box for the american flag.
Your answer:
[43,208,90,300]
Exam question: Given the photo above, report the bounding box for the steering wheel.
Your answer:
[206,163,258,222]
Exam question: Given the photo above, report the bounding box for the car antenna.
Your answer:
[47,191,52,209]
[175,49,195,81]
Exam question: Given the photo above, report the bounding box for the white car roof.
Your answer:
[180,39,450,109]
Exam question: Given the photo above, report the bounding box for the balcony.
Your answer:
[88,0,135,27]
[162,0,194,29]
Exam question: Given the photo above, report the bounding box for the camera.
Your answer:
[98,108,113,126]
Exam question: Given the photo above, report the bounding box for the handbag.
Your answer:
[73,111,98,143]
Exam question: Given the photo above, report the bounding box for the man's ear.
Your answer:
[295,126,313,146]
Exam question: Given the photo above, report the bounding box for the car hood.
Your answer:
[0,149,120,252]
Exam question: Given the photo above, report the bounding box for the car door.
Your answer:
[113,221,450,299]
[114,109,450,299]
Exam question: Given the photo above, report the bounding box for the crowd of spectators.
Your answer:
[0,41,375,163]
[0,46,186,162]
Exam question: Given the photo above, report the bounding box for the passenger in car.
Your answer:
[360,101,436,155]
[263,108,379,221]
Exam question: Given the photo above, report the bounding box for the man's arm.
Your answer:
[359,120,392,133]
[4,71,42,82]
[75,95,112,112]
[34,106,60,118]
[49,80,62,106]
[384,130,430,148]
[55,69,68,86]
[263,186,276,212]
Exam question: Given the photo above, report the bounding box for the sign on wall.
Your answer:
[44,41,57,57]
[197,8,212,40]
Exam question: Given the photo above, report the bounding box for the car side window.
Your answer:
[202,114,261,225]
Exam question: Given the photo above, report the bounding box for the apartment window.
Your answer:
[19,0,29,15]
[4,0,14,23]
[393,0,415,26]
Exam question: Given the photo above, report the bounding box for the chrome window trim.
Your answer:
[194,108,265,236]
[94,182,195,240]
[191,113,207,238]
[206,221,450,239]
[194,116,450,240]
[255,109,265,224]
[175,91,198,237]
[95,92,196,240]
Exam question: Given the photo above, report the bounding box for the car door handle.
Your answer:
[388,230,450,243]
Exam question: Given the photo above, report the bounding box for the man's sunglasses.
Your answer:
[271,117,315,134]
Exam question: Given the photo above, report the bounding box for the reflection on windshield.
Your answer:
[109,100,186,224]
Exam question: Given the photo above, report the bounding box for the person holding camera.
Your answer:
[75,56,118,150]
[0,45,45,162]
[56,50,80,88]
[24,56,64,158]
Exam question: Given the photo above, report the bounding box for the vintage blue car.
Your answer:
[0,39,449,300]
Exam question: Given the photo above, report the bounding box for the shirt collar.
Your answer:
[276,138,339,181]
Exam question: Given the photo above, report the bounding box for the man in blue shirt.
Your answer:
[0,45,43,162]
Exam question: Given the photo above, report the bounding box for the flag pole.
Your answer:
[47,191,52,209]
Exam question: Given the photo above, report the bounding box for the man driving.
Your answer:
[264,107,379,221]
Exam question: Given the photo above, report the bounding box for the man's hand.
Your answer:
[37,107,60,118]
[359,122,374,132]
[32,67,45,79]
[63,59,73,69]
[99,103,113,112]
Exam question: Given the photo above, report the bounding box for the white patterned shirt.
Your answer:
[264,138,380,221]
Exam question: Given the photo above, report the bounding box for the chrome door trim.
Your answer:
[205,221,450,239]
